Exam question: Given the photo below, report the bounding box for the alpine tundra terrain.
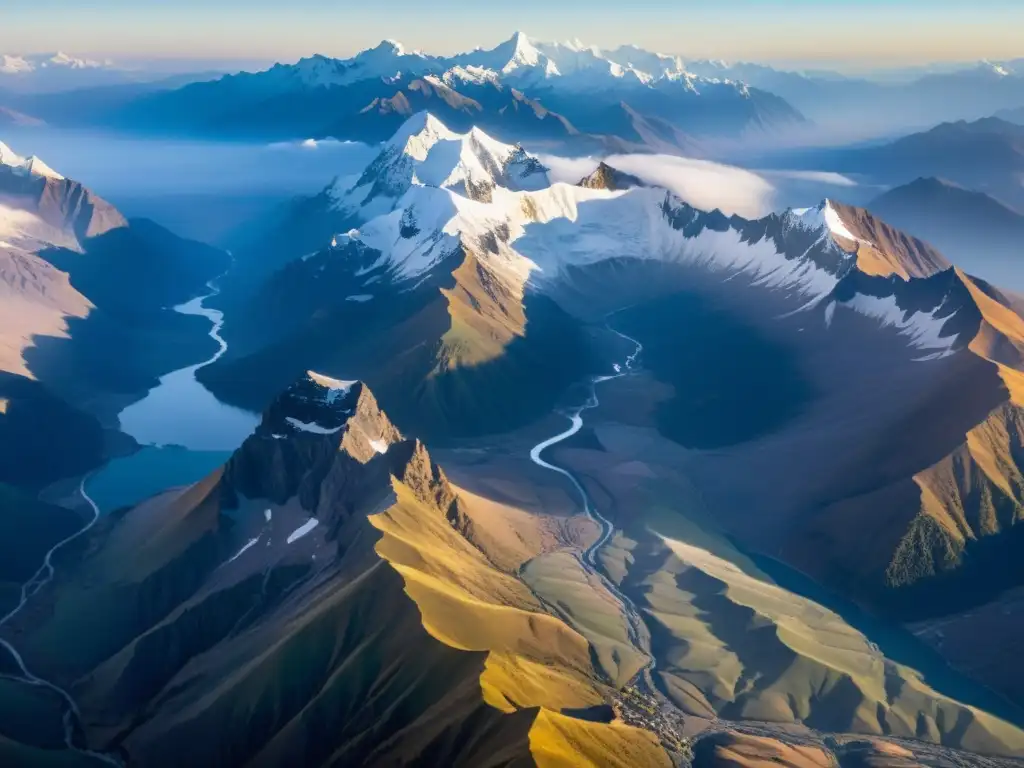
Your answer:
[3,107,1024,768]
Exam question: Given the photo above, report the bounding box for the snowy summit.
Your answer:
[0,141,64,180]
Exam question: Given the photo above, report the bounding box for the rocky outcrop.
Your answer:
[220,371,475,538]
[577,161,645,191]
[221,373,403,508]
[387,437,472,533]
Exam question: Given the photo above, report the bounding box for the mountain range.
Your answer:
[689,60,1024,134]
[5,109,1024,766]
[780,117,1024,213]
[52,33,804,150]
[8,36,1024,153]
[194,113,1024,698]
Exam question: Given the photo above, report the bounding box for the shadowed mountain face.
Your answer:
[813,118,1024,212]
[868,178,1024,291]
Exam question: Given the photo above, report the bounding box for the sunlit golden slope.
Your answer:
[1,376,676,767]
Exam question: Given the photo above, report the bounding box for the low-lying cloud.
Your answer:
[1,127,376,196]
[540,152,864,219]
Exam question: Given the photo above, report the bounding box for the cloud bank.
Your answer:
[540,152,864,219]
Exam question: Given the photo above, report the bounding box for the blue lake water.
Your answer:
[118,291,259,451]
[97,285,258,512]
[85,446,232,513]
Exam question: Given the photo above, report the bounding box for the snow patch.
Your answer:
[791,200,863,246]
[369,439,388,454]
[307,370,356,400]
[843,293,958,359]
[227,536,261,564]
[285,417,343,434]
[287,517,320,544]
[824,301,836,328]
[346,294,373,302]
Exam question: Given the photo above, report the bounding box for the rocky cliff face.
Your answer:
[0,163,126,241]
[222,373,402,507]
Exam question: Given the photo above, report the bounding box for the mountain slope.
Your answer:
[997,104,1024,124]
[333,72,581,144]
[868,177,1024,290]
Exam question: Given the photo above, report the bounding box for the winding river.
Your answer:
[117,281,258,452]
[527,324,1024,731]
[84,281,259,513]
[528,325,658,688]
[0,479,122,766]
[0,282,261,763]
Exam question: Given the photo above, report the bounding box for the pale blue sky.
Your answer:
[4,0,1023,69]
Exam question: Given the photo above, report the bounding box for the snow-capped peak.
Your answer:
[307,370,356,398]
[287,40,438,88]
[0,52,110,74]
[338,111,548,206]
[45,51,109,69]
[358,38,409,61]
[0,141,64,180]
[385,111,458,157]
[448,33,704,90]
[505,31,542,68]
[982,60,1014,77]
[789,199,860,245]
[0,55,33,74]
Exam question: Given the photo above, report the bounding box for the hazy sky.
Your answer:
[4,0,1024,70]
